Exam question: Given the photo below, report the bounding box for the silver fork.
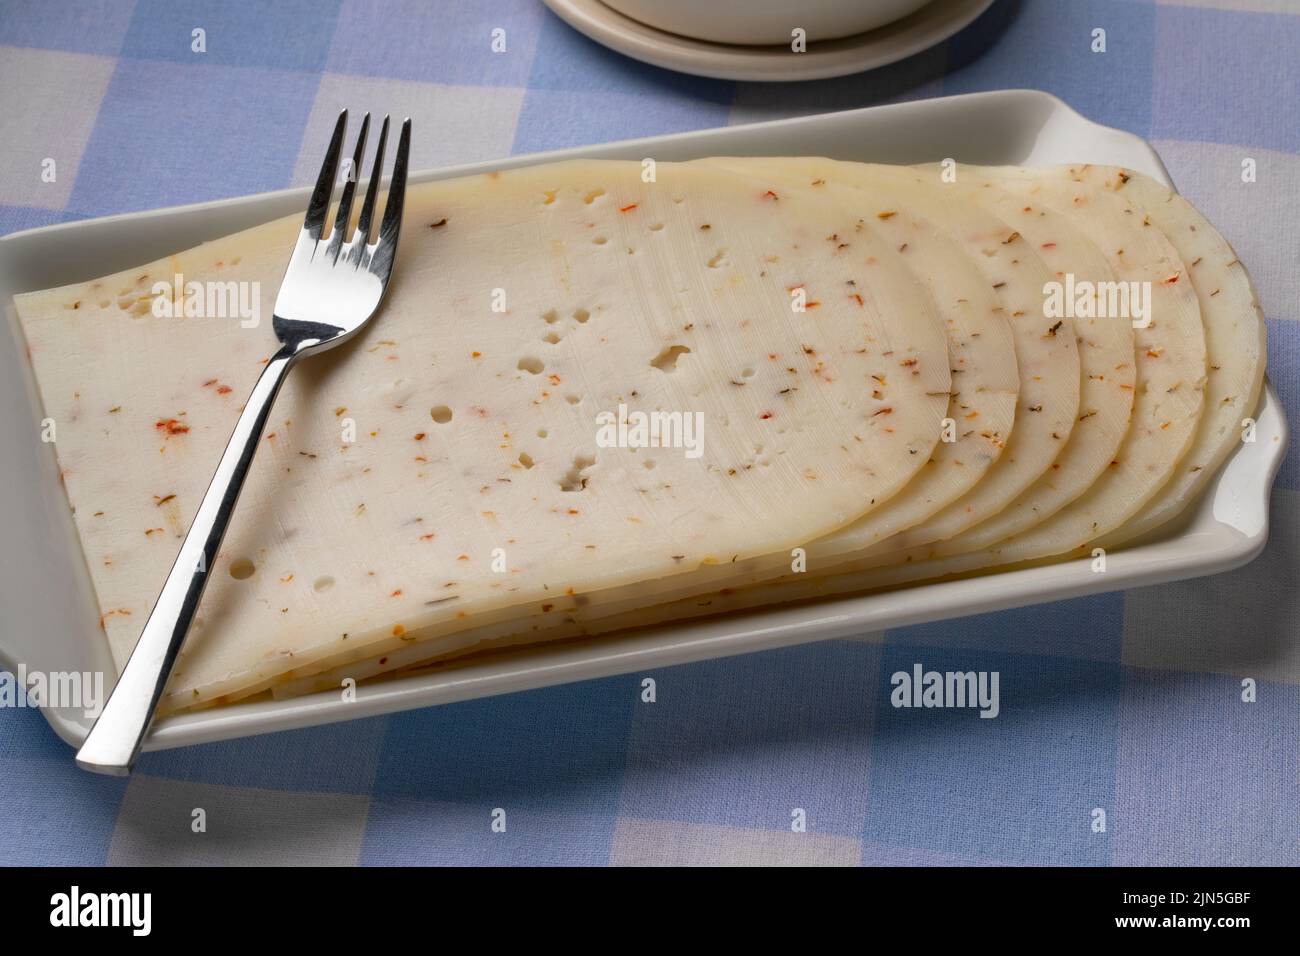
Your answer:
[76,110,411,775]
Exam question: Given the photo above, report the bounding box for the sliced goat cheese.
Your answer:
[1086,167,1266,547]
[293,164,1234,694]
[569,166,1239,624]
[880,166,1139,558]
[162,165,973,705]
[653,162,1206,595]
[793,162,1085,552]
[214,163,1027,696]
[17,159,951,710]
[952,165,1206,554]
[258,161,1105,698]
[699,158,1023,557]
[537,163,1216,622]
[19,156,1254,712]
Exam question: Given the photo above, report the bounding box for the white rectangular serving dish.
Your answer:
[0,90,1286,752]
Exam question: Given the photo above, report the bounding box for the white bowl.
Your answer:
[601,0,935,46]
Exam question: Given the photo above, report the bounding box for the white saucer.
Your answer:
[542,0,998,82]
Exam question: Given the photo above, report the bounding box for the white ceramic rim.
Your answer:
[542,0,998,82]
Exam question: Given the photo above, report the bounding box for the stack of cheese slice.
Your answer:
[14,160,1265,711]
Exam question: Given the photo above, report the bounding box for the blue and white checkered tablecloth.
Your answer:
[1,0,1296,867]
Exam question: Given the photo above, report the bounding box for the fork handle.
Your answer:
[76,343,301,774]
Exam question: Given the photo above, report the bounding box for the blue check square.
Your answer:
[1114,668,1299,866]
[512,87,732,153]
[121,0,343,72]
[0,0,133,56]
[887,592,1125,663]
[617,641,881,837]
[370,676,635,805]
[327,0,543,87]
[1152,4,1300,154]
[362,676,636,864]
[135,714,389,795]
[864,644,1120,865]
[942,0,1156,136]
[67,59,320,216]
[0,708,125,865]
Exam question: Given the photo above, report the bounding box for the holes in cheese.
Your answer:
[228,558,256,581]
[559,453,597,493]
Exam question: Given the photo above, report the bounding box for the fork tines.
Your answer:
[307,110,411,268]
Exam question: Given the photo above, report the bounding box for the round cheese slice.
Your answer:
[700,158,1023,558]
[919,164,1206,558]
[873,165,1139,559]
[1086,167,1266,548]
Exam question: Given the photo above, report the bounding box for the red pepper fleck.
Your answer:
[763,190,779,201]
[99,608,132,629]
[619,203,638,213]
[155,418,189,436]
